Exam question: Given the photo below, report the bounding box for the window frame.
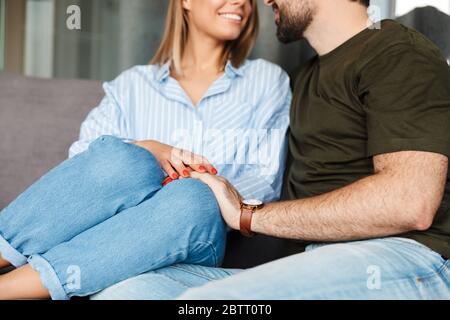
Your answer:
[0,0,5,70]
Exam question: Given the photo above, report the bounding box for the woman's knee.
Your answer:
[85,136,165,187]
[162,179,227,265]
[120,178,226,267]
[161,179,224,228]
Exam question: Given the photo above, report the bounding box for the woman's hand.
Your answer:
[133,140,217,179]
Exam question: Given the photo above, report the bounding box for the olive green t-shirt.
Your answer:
[287,20,450,258]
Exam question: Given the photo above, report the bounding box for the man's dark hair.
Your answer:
[360,0,370,7]
[352,0,370,7]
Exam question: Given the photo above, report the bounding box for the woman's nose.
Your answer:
[229,0,247,5]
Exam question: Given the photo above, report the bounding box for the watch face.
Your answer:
[243,199,263,206]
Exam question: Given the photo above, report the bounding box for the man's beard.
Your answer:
[276,2,314,43]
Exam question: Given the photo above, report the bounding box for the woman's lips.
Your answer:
[218,12,244,25]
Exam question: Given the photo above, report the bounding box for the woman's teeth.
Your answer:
[219,13,243,22]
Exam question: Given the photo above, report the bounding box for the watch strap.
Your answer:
[240,205,255,237]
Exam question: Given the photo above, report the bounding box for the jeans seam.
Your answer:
[389,238,450,279]
[410,260,449,282]
[379,237,427,249]
[387,261,449,292]
[193,240,220,267]
[154,269,194,289]
[436,260,450,277]
[375,258,449,289]
[124,242,220,291]
[388,237,449,260]
[135,241,220,285]
[164,240,222,282]
[380,237,447,261]
[168,265,219,282]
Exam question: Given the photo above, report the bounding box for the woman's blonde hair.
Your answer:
[151,0,259,75]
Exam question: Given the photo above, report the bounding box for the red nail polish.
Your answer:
[162,177,173,186]
[199,166,206,172]
[172,173,179,179]
[211,168,218,175]
[183,170,190,177]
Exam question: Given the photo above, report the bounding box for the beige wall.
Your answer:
[5,0,25,73]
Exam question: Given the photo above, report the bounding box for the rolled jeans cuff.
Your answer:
[0,234,28,267]
[28,254,69,300]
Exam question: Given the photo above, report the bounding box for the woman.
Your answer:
[0,0,291,300]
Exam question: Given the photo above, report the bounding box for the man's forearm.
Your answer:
[251,169,439,242]
[193,151,447,242]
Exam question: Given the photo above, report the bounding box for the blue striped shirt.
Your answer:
[69,59,292,202]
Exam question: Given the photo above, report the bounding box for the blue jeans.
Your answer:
[92,237,450,300]
[0,136,227,300]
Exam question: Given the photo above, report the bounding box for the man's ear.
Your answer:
[182,0,192,11]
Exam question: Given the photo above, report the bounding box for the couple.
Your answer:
[1,0,450,300]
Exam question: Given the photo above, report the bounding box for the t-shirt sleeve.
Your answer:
[358,43,450,158]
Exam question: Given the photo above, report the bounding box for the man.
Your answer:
[94,0,450,299]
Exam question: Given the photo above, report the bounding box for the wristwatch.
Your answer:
[240,199,264,237]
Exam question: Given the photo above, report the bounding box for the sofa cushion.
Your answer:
[0,72,104,209]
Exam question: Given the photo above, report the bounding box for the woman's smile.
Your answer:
[218,12,244,24]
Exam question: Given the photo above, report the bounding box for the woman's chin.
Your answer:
[214,31,243,42]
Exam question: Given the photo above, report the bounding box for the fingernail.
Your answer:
[162,177,173,186]
[172,173,179,179]
[183,170,190,177]
[199,166,206,172]
[211,168,218,175]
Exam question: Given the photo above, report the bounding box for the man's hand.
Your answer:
[190,172,243,230]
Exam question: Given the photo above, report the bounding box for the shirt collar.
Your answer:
[156,60,244,83]
[224,60,244,78]
[156,61,171,82]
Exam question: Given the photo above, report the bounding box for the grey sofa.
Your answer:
[0,71,290,269]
